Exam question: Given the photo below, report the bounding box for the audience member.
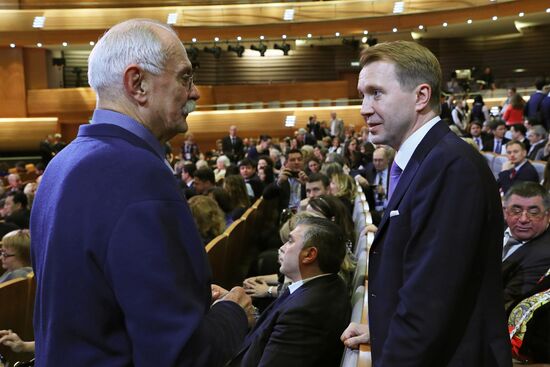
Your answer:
[479,66,496,90]
[329,111,345,140]
[343,137,363,170]
[247,135,271,162]
[329,173,356,215]
[227,217,350,366]
[207,187,235,226]
[498,141,539,194]
[467,121,488,151]
[306,114,322,140]
[501,182,550,314]
[30,19,252,366]
[181,132,200,162]
[298,172,329,211]
[470,94,490,124]
[526,125,547,160]
[525,78,547,121]
[503,93,525,126]
[510,124,530,152]
[223,175,251,221]
[181,162,197,199]
[239,158,264,200]
[222,125,244,163]
[541,87,550,131]
[0,229,32,283]
[188,195,226,245]
[3,192,30,229]
[39,134,55,165]
[365,147,391,213]
[214,155,231,183]
[194,167,216,195]
[451,97,468,132]
[296,128,317,147]
[271,149,307,212]
[304,156,321,175]
[501,87,517,118]
[328,136,342,154]
[2,174,23,198]
[484,119,509,154]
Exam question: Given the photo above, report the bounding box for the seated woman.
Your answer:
[329,173,357,215]
[213,155,231,184]
[223,175,251,221]
[0,229,32,284]
[188,196,226,246]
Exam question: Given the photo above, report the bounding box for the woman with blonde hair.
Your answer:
[223,175,251,220]
[329,173,357,215]
[0,229,32,283]
[188,196,226,246]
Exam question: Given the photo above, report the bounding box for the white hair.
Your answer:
[217,155,231,168]
[88,19,178,97]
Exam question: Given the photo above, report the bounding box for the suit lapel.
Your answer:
[373,121,450,243]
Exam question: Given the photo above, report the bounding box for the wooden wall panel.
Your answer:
[27,88,96,115]
[0,48,27,117]
[0,118,58,151]
[23,48,48,90]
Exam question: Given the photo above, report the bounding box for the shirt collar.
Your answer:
[394,116,441,171]
[288,273,332,294]
[91,109,166,161]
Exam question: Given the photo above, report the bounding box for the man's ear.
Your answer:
[415,83,432,112]
[301,246,318,265]
[123,65,148,105]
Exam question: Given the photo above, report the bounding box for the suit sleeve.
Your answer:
[379,158,500,366]
[257,307,330,366]
[105,200,247,367]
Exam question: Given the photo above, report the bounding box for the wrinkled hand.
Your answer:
[340,322,370,349]
[220,287,256,327]
[243,278,269,298]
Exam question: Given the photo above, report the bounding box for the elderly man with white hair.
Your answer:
[31,19,253,367]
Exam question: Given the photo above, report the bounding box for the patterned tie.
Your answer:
[502,236,521,260]
[510,168,517,180]
[388,161,403,200]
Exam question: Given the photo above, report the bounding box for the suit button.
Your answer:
[370,292,376,298]
[371,251,378,255]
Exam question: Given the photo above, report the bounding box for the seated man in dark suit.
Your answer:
[239,158,264,200]
[483,119,510,154]
[194,167,216,195]
[502,182,550,314]
[510,124,531,153]
[498,141,540,194]
[3,192,30,229]
[526,125,547,161]
[181,162,196,199]
[227,216,350,367]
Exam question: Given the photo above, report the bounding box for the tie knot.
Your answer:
[390,161,402,178]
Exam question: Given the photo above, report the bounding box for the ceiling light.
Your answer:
[307,33,312,38]
[361,37,368,43]
[62,42,68,47]
[260,35,265,40]
[393,1,404,13]
[36,42,43,47]
[214,37,219,42]
[467,19,473,24]
[9,43,15,48]
[443,22,448,27]
[192,38,197,43]
[392,27,398,33]
[167,13,178,25]
[418,25,424,30]
[363,30,369,35]
[519,12,525,17]
[89,41,95,46]
[492,16,498,21]
[283,8,295,21]
[514,68,526,73]
[335,32,340,37]
[282,34,287,39]
[33,16,45,28]
[546,8,550,13]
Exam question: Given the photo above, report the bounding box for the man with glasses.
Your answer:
[502,182,550,314]
[31,19,253,367]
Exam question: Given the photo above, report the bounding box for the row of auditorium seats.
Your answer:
[482,152,546,181]
[341,183,374,367]
[206,98,352,111]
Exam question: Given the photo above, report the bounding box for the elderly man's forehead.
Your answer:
[508,194,544,207]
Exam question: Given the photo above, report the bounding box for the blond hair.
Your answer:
[360,40,441,112]
[330,173,357,202]
[188,196,226,244]
[1,229,31,265]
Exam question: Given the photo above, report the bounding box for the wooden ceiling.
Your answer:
[0,0,548,46]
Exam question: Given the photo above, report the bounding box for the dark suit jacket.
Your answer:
[502,227,550,313]
[228,274,350,367]
[222,135,244,162]
[483,137,510,154]
[31,120,248,366]
[368,121,511,367]
[528,140,547,161]
[497,160,540,194]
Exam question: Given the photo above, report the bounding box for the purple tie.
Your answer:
[388,161,402,200]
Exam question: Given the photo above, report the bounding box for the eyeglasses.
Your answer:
[141,62,195,92]
[505,206,548,220]
[0,251,16,258]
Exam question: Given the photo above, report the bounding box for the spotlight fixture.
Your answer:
[89,41,95,46]
[36,42,43,47]
[492,16,498,20]
[250,43,268,56]
[228,44,245,57]
[392,27,398,32]
[274,42,291,55]
[62,42,68,47]
[9,43,15,48]
[204,45,222,59]
[467,19,473,24]
[518,12,525,17]
[443,22,448,27]
[307,33,312,38]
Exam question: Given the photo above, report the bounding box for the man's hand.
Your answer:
[218,287,256,327]
[340,322,370,349]
[0,330,33,353]
[211,284,229,303]
[243,278,269,298]
[277,168,292,185]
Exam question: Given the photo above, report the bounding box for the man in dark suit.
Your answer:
[342,41,511,366]
[222,125,244,163]
[365,147,391,213]
[501,182,550,314]
[510,124,530,153]
[483,119,510,154]
[271,148,307,212]
[30,19,253,367]
[526,125,547,161]
[228,216,350,367]
[498,141,540,194]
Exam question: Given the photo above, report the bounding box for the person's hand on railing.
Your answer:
[341,322,370,349]
[0,330,35,353]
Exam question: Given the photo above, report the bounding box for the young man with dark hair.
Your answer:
[239,158,264,200]
[194,167,216,195]
[484,119,510,154]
